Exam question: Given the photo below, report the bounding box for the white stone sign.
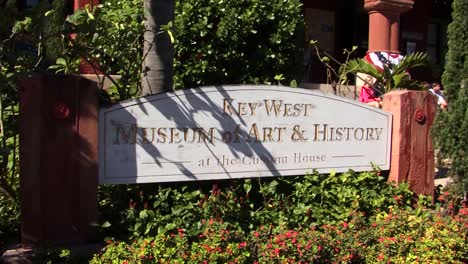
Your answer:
[99,85,392,184]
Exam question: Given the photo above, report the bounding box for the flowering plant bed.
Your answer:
[92,170,468,263]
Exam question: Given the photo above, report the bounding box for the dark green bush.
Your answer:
[63,0,305,96]
[91,205,468,263]
[433,0,468,184]
[172,0,304,88]
[98,170,413,240]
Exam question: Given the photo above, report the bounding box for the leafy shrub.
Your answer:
[64,0,145,100]
[92,206,468,263]
[172,0,304,88]
[59,0,305,97]
[97,170,413,240]
[433,0,468,183]
[94,171,468,263]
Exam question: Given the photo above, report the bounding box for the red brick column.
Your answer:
[382,91,437,197]
[364,0,414,53]
[19,75,98,247]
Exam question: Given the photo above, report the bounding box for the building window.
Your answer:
[304,8,336,55]
[427,23,438,63]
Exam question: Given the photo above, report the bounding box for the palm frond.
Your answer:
[340,58,383,82]
[392,52,428,75]
[395,78,423,90]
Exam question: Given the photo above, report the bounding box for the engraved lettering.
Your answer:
[366,128,374,141]
[294,153,327,163]
[170,128,182,144]
[354,128,364,141]
[292,125,307,142]
[223,99,235,115]
[335,127,343,141]
[264,99,283,117]
[141,127,155,143]
[277,127,286,142]
[263,127,275,142]
[199,128,215,144]
[314,124,328,141]
[157,128,167,143]
[345,127,352,140]
[222,131,233,143]
[113,124,137,145]
[247,123,260,142]
[237,102,248,116]
[375,128,383,141]
[183,128,197,143]
[304,104,313,116]
[284,103,293,116]
[293,104,302,117]
[248,103,258,116]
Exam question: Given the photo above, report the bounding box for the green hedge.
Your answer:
[93,170,468,263]
[172,0,304,89]
[97,170,414,241]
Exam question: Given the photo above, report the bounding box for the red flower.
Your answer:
[253,231,259,238]
[342,222,348,228]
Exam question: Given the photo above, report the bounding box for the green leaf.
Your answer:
[56,58,67,66]
[45,10,54,17]
[290,79,298,87]
[139,210,148,219]
[165,223,176,230]
[134,222,142,231]
[243,180,252,194]
[101,221,111,228]
[167,30,175,43]
[87,11,95,20]
[12,17,32,33]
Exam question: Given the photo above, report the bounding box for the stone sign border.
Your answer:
[99,86,392,183]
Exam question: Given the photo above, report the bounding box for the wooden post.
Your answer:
[382,90,437,197]
[19,75,98,247]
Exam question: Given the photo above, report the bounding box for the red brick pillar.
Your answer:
[19,75,98,247]
[382,91,437,197]
[364,0,414,53]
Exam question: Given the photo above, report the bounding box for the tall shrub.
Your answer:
[172,0,304,89]
[433,0,468,182]
[64,0,304,94]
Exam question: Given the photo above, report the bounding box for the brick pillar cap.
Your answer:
[364,0,414,14]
